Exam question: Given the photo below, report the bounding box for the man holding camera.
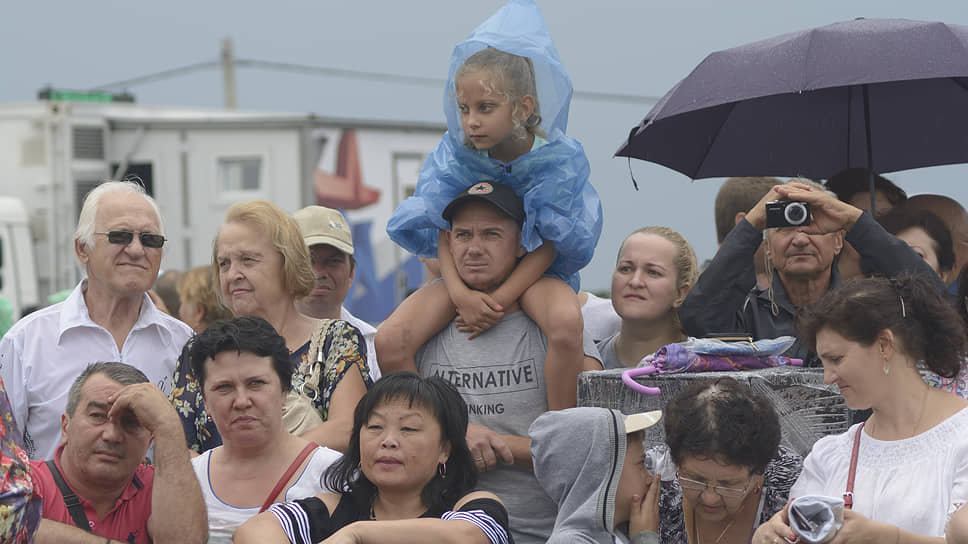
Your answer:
[680,180,941,365]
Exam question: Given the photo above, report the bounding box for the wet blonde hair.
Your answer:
[455,47,546,143]
[616,226,699,330]
[213,200,315,307]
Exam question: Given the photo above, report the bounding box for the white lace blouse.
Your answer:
[791,406,968,537]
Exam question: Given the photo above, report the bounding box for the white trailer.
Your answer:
[0,99,444,322]
[0,197,40,319]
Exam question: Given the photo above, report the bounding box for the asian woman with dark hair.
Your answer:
[234,372,511,544]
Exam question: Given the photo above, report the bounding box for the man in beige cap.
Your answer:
[293,205,380,381]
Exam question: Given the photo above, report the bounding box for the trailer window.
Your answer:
[218,157,262,193]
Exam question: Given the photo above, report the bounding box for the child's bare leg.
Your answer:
[375,280,456,374]
[520,278,585,411]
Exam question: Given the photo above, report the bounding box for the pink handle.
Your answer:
[622,366,661,396]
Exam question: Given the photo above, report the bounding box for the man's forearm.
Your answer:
[499,434,533,468]
[35,519,124,544]
[680,218,761,336]
[147,424,207,543]
[301,419,352,453]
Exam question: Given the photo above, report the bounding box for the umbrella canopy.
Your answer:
[616,18,968,181]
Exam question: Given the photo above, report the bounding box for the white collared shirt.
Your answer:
[0,280,193,459]
[340,306,380,381]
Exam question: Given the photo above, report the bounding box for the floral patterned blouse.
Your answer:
[0,377,41,543]
[169,319,373,453]
[652,444,803,544]
[922,363,968,399]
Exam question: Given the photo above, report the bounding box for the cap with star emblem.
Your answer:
[293,206,354,255]
[442,181,525,226]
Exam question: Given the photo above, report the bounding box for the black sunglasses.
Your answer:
[95,231,167,249]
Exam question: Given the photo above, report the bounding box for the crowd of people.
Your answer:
[1,2,968,543]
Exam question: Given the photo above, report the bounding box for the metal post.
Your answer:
[221,38,237,109]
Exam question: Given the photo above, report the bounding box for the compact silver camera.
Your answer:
[765,200,811,228]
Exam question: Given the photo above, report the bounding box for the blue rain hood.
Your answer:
[443,0,573,143]
[386,0,602,290]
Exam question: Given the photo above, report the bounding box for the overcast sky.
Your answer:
[2,0,967,291]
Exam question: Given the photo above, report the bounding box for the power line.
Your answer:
[93,58,660,104]
[237,59,446,88]
[94,61,220,91]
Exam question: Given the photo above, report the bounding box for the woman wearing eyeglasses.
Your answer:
[754,274,968,543]
[644,378,801,544]
[169,200,372,455]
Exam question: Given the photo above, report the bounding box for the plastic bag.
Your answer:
[788,495,845,544]
[644,444,677,481]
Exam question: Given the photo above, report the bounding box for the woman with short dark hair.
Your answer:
[647,378,801,544]
[755,274,968,542]
[187,317,341,543]
[646,378,801,544]
[234,372,511,544]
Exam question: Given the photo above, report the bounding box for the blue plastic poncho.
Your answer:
[386,0,602,291]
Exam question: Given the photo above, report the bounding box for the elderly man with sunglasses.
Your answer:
[0,180,192,460]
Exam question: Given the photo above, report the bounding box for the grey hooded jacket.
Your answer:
[529,407,658,544]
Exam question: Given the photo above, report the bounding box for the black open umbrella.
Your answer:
[616,18,968,212]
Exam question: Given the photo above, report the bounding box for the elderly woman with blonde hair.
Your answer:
[170,200,372,454]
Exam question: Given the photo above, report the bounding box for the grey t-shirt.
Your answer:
[597,333,622,370]
[415,310,600,544]
[582,292,621,343]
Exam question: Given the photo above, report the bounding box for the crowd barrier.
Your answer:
[577,367,849,457]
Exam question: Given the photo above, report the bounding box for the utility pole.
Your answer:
[221,38,237,109]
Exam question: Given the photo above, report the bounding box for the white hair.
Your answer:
[73,180,165,250]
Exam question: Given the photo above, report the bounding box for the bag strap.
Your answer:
[259,443,319,513]
[295,319,337,399]
[844,422,864,510]
[46,459,92,532]
[308,319,337,366]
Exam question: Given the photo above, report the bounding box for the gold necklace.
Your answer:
[868,386,930,438]
[698,517,736,544]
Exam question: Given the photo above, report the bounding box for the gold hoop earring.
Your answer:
[438,463,447,479]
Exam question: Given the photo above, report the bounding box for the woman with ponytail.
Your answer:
[754,274,968,543]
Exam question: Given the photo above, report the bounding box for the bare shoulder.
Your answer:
[318,491,343,512]
[943,391,968,415]
[453,490,502,510]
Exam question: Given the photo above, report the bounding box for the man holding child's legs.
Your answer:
[403,183,602,544]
